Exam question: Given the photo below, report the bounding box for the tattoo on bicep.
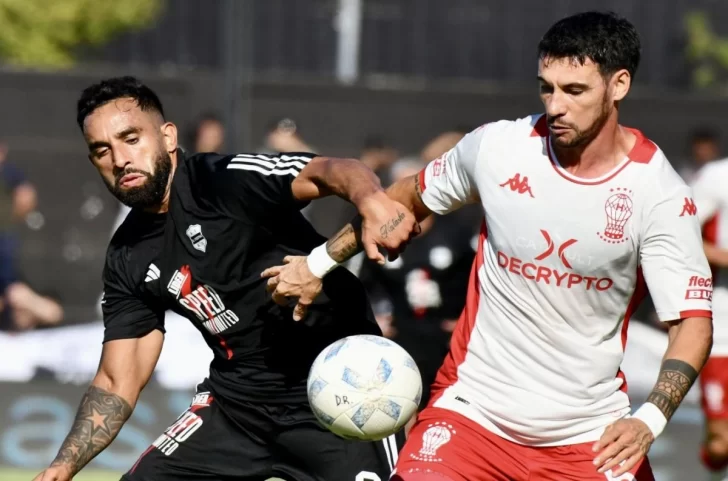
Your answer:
[646,359,699,420]
[326,223,361,262]
[51,385,133,474]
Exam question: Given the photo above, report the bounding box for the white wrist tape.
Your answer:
[307,244,339,279]
[632,402,668,438]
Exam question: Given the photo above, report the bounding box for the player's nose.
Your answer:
[111,148,133,170]
[544,92,567,118]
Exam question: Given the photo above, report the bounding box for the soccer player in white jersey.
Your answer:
[690,160,728,479]
[263,11,713,481]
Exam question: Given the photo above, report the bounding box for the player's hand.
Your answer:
[262,256,322,321]
[358,191,419,264]
[31,464,74,481]
[592,418,654,477]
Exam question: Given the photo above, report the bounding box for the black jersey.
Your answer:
[102,151,380,412]
[358,211,478,328]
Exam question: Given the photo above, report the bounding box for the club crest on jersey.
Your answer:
[598,188,633,244]
[186,224,207,252]
[410,422,456,462]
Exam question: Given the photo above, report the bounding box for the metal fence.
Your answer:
[78,0,728,89]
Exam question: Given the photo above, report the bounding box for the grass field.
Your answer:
[0,470,287,481]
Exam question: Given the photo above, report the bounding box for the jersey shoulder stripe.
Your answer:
[226,153,315,177]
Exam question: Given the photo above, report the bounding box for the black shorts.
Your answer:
[121,389,403,481]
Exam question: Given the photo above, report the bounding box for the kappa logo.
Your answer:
[680,197,697,217]
[186,224,207,252]
[499,173,534,198]
[534,230,578,269]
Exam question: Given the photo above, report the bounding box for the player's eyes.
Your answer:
[126,137,139,145]
[539,85,553,94]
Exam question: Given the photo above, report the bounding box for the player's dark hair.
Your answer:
[76,76,165,130]
[537,11,641,80]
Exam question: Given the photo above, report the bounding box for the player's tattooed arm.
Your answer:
[325,175,431,264]
[645,359,699,420]
[50,385,133,474]
[43,332,162,477]
[642,315,711,422]
[326,220,362,263]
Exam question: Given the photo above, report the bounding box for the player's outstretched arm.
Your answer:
[325,173,432,264]
[291,156,384,206]
[293,156,420,262]
[33,330,163,481]
[262,174,430,320]
[593,316,712,476]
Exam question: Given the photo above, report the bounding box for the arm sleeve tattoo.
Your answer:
[50,385,133,474]
[326,216,363,263]
[646,359,699,420]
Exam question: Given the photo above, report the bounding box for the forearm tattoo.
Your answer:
[50,385,133,474]
[646,359,699,420]
[414,173,423,199]
[326,222,362,263]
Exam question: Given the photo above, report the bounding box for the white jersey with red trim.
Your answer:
[691,159,728,355]
[418,114,712,446]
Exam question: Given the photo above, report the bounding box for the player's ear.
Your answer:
[611,69,631,103]
[161,122,178,154]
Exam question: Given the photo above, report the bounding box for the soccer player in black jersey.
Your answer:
[33,76,417,481]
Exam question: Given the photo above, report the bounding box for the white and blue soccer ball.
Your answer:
[307,334,422,441]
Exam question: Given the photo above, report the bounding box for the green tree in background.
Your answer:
[685,10,728,89]
[0,0,163,68]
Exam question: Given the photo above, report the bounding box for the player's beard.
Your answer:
[550,94,612,149]
[107,151,173,210]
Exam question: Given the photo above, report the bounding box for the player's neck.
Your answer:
[552,116,636,179]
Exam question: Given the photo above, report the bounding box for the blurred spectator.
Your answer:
[0,142,36,294]
[360,134,399,187]
[358,159,476,408]
[302,134,398,238]
[0,142,63,331]
[0,282,63,331]
[421,127,472,163]
[680,128,720,182]
[264,117,315,154]
[420,129,483,229]
[188,113,226,153]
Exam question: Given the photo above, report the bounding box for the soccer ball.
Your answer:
[307,334,422,441]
